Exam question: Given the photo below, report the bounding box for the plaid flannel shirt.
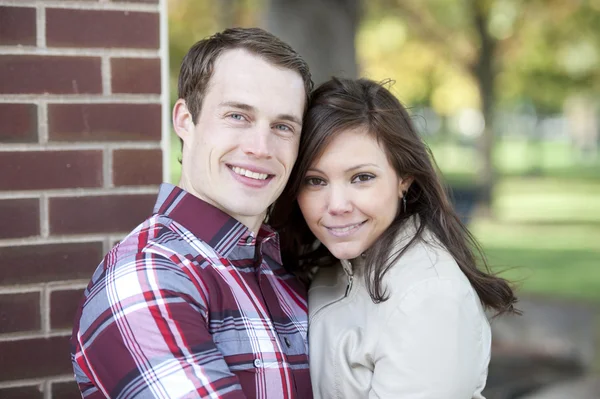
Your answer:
[71,184,312,398]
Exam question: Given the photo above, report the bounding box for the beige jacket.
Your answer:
[308,222,491,398]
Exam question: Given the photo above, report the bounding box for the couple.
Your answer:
[71,27,517,398]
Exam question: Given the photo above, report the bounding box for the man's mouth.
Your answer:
[230,166,271,181]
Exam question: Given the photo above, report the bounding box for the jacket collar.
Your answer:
[340,254,365,277]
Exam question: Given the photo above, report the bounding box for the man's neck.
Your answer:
[177,181,264,236]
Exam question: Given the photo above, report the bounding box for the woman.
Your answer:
[271,77,518,398]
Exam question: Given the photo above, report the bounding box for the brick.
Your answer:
[0,292,41,334]
[0,104,38,143]
[0,336,71,381]
[46,9,159,49]
[0,385,43,399]
[0,56,101,95]
[48,103,161,142]
[51,381,80,399]
[0,242,103,286]
[50,194,156,235]
[0,6,36,46]
[0,198,40,239]
[113,149,162,186]
[0,151,103,191]
[51,289,84,330]
[111,58,161,94]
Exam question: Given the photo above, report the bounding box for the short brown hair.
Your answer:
[178,27,313,123]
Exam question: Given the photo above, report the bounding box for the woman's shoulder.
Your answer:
[384,225,476,305]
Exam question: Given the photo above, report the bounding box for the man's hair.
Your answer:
[178,27,313,123]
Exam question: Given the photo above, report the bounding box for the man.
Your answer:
[71,27,313,398]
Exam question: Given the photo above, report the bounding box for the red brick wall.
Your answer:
[0,0,168,397]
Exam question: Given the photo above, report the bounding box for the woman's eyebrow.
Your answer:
[345,163,379,172]
[307,163,381,174]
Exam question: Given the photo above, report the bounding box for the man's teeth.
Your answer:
[232,166,269,180]
[329,223,361,233]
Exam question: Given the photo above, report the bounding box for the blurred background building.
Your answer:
[1,0,598,397]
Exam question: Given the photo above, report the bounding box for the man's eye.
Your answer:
[229,113,245,121]
[305,177,325,186]
[352,174,374,183]
[274,124,292,132]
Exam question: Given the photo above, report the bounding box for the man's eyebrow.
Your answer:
[219,101,255,111]
[277,114,302,126]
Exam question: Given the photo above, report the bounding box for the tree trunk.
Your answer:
[471,0,497,217]
[264,0,359,85]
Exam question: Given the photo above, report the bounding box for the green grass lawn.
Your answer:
[470,179,600,301]
[170,133,600,301]
[429,139,600,302]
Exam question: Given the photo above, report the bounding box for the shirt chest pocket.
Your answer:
[213,328,282,372]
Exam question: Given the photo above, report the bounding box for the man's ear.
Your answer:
[172,99,194,143]
[398,176,414,197]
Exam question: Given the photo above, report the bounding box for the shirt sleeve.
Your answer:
[73,252,247,399]
[368,278,488,399]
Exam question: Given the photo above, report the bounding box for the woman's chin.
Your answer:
[328,245,363,261]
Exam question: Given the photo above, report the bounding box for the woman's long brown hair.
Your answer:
[270,77,518,315]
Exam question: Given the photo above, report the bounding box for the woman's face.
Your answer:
[297,127,412,260]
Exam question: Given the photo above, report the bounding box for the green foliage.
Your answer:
[361,0,600,113]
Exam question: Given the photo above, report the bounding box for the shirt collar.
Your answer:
[153,183,282,262]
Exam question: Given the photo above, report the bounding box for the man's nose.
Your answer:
[240,125,271,159]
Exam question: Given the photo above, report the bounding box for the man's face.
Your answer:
[174,48,306,233]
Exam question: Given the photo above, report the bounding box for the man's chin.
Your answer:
[224,202,270,222]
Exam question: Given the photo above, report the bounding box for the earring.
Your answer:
[402,191,407,213]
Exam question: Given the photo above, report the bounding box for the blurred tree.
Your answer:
[363,0,600,214]
[499,1,600,113]
[265,0,360,84]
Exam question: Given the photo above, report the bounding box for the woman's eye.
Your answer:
[352,174,374,183]
[305,177,325,186]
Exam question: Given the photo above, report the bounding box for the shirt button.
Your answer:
[284,337,292,348]
[245,236,253,244]
[253,359,263,368]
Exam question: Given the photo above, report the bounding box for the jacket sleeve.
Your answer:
[72,252,247,399]
[368,278,489,399]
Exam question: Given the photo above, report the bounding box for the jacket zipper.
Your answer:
[344,274,354,297]
[309,270,354,325]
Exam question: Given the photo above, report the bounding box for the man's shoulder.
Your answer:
[84,213,221,306]
[108,213,217,270]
